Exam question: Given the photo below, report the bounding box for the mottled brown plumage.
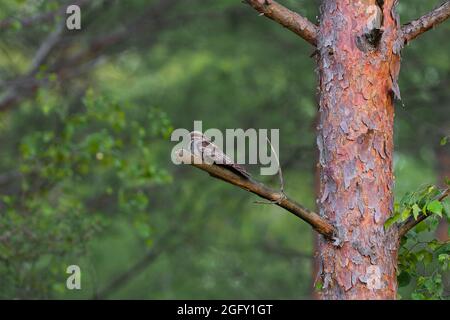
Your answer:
[189,131,251,179]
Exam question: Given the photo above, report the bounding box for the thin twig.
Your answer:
[254,136,286,205]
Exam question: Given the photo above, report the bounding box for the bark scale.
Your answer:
[316,0,401,299]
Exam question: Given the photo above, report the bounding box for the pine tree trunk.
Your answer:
[316,0,401,299]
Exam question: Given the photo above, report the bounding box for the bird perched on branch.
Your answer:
[189,131,251,179]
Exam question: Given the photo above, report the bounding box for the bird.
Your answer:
[189,131,251,179]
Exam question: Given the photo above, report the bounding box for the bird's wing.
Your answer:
[203,141,234,165]
[190,132,251,179]
[204,142,251,179]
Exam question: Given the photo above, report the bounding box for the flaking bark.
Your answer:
[316,0,400,299]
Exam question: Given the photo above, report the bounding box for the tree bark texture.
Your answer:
[316,0,401,299]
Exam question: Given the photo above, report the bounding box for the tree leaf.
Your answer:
[414,222,429,233]
[412,204,420,220]
[397,271,411,287]
[427,200,443,217]
[401,207,411,221]
[385,211,401,229]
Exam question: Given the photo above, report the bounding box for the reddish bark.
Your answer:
[316,0,401,299]
[311,112,322,299]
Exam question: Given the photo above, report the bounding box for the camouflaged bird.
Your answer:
[189,131,251,179]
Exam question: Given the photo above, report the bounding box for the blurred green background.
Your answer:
[0,0,448,299]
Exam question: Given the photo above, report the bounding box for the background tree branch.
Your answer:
[402,1,450,44]
[0,0,239,113]
[93,244,165,299]
[176,150,335,239]
[0,0,91,32]
[244,0,318,46]
[0,0,181,112]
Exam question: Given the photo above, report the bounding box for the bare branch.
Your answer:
[244,0,318,46]
[176,150,336,239]
[402,1,450,44]
[29,21,66,75]
[398,188,449,238]
[0,19,66,112]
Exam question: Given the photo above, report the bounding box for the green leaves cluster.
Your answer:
[398,237,449,299]
[0,88,172,298]
[392,184,449,299]
[385,184,447,229]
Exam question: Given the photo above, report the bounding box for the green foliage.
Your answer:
[0,88,172,298]
[0,0,449,300]
[392,184,450,300]
[398,236,449,299]
[385,184,447,228]
[441,136,449,146]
